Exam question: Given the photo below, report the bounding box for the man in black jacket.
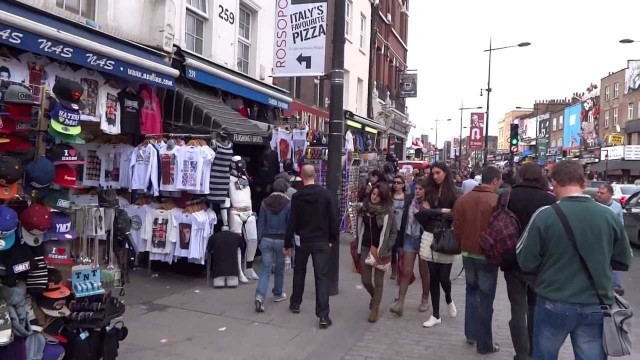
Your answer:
[504,163,556,360]
[285,165,339,329]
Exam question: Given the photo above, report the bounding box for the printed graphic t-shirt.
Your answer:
[96,144,123,189]
[130,144,159,196]
[0,56,28,83]
[75,143,102,187]
[18,53,49,103]
[43,62,78,89]
[175,146,203,191]
[139,85,162,134]
[159,147,178,192]
[98,83,122,135]
[118,90,142,134]
[144,209,176,254]
[76,68,104,122]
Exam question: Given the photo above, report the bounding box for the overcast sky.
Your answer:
[406,0,640,148]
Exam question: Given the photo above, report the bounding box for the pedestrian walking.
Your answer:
[255,179,291,312]
[461,171,478,194]
[275,172,297,199]
[389,178,431,317]
[285,165,340,329]
[502,163,556,360]
[596,183,625,295]
[414,162,460,328]
[518,161,632,360]
[453,166,502,354]
[390,175,407,280]
[356,183,397,322]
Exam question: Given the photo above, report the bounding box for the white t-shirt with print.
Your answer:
[118,145,135,189]
[190,146,215,194]
[175,146,203,191]
[75,143,102,187]
[0,56,28,83]
[125,204,152,252]
[98,83,122,135]
[76,68,104,122]
[129,144,159,196]
[159,146,179,192]
[43,62,78,89]
[143,209,176,254]
[96,144,123,189]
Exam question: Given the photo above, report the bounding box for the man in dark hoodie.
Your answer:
[285,165,339,329]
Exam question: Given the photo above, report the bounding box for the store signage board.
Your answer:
[186,66,290,110]
[0,24,175,89]
[601,145,624,160]
[232,133,267,145]
[468,113,485,149]
[609,134,624,145]
[625,145,640,160]
[273,0,327,77]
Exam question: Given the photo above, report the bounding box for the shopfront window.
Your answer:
[56,0,95,20]
[237,6,252,74]
[185,12,205,55]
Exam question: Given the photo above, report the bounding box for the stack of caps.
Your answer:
[23,156,55,199]
[0,156,23,200]
[38,268,71,318]
[43,212,76,265]
[47,144,85,191]
[0,84,36,136]
[0,206,18,251]
[48,79,85,144]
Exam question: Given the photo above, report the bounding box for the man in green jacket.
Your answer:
[517,161,632,360]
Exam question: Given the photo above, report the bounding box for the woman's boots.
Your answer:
[368,288,383,322]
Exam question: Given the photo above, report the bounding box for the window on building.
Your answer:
[614,107,619,125]
[605,86,610,101]
[552,117,557,131]
[614,82,620,98]
[291,77,302,99]
[185,11,205,55]
[346,1,353,37]
[356,78,364,114]
[237,6,252,75]
[630,103,635,120]
[359,13,367,50]
[56,0,95,19]
[604,110,610,128]
[559,115,564,129]
[186,0,206,13]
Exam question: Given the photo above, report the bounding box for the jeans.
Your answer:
[613,271,622,289]
[463,256,498,353]
[255,237,285,301]
[291,242,330,318]
[505,270,537,360]
[403,235,421,253]
[427,261,452,319]
[533,297,606,360]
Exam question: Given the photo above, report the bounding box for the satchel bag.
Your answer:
[364,251,390,272]
[430,218,461,255]
[552,204,632,357]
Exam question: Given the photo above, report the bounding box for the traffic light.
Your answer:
[510,124,520,147]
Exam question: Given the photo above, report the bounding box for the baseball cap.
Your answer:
[38,295,70,317]
[0,242,36,284]
[53,165,83,189]
[0,134,33,152]
[52,78,85,111]
[2,84,36,105]
[47,127,85,145]
[0,116,31,133]
[42,343,65,360]
[0,206,18,251]
[3,103,33,121]
[24,157,55,199]
[49,103,81,135]
[0,156,23,184]
[43,190,71,213]
[20,204,52,247]
[46,144,85,165]
[45,212,77,241]
[43,241,72,265]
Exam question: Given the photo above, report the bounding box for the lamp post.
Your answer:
[459,103,483,169]
[481,40,531,165]
[433,118,451,161]
[602,149,609,180]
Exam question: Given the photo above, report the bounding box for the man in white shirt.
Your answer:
[462,171,478,194]
[596,184,625,295]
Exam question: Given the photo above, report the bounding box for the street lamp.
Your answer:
[459,103,483,169]
[620,39,636,44]
[433,118,451,161]
[481,40,531,164]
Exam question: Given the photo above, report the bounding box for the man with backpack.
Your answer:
[453,166,502,354]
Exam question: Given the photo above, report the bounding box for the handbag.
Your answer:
[349,240,361,274]
[552,204,633,357]
[430,218,461,255]
[364,251,390,272]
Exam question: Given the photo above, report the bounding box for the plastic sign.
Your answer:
[609,134,624,145]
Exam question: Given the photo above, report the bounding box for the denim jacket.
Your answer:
[257,193,291,240]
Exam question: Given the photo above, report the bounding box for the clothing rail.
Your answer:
[144,133,216,138]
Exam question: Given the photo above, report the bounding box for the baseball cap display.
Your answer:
[24,157,55,190]
[46,144,85,165]
[47,127,85,145]
[0,206,18,251]
[2,84,36,105]
[0,116,31,134]
[39,294,70,317]
[45,211,77,241]
[53,165,83,189]
[0,156,22,199]
[52,78,85,111]
[49,103,81,135]
[19,204,52,247]
[0,134,32,152]
[43,241,72,265]
[43,190,72,213]
[0,242,36,284]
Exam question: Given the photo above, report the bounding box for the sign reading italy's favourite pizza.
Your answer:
[273,0,327,77]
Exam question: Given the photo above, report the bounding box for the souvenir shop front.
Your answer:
[344,111,385,154]
[0,1,183,358]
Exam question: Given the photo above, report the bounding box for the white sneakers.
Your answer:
[245,268,259,280]
[448,302,457,318]
[422,316,441,328]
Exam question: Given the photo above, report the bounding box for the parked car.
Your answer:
[612,185,640,207]
[623,191,640,246]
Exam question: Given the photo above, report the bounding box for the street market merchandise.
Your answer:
[207,231,243,288]
[207,138,233,204]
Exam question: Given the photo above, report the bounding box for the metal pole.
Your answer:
[435,121,438,161]
[459,102,463,169]
[534,107,539,158]
[327,0,346,297]
[605,152,609,181]
[483,40,492,165]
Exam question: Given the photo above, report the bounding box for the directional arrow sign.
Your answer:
[296,53,312,69]
[471,128,482,140]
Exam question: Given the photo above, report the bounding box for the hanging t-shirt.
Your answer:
[118,144,135,189]
[345,130,354,152]
[130,144,159,196]
[0,56,28,83]
[98,83,121,135]
[86,208,106,237]
[125,204,152,252]
[277,129,293,165]
[143,209,176,254]
[292,129,308,168]
[75,143,102,187]
[96,144,123,189]
[191,146,215,194]
[43,62,77,89]
[175,146,203,191]
[18,53,49,102]
[207,141,233,203]
[171,210,204,257]
[270,128,278,151]
[118,90,141,135]
[139,85,162,134]
[159,146,178,192]
[75,68,104,123]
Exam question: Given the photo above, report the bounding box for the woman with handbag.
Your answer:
[356,183,397,322]
[415,162,460,328]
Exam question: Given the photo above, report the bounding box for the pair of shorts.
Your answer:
[403,235,421,253]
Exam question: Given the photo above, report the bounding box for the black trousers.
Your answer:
[427,261,453,319]
[291,242,330,318]
[504,270,537,360]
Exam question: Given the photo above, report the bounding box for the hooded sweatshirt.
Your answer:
[257,192,291,240]
[285,184,340,248]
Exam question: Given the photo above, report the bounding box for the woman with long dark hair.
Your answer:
[415,162,460,327]
[356,183,397,322]
[390,175,407,280]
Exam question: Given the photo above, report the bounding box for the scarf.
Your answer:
[360,200,391,227]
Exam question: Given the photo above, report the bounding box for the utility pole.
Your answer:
[483,40,492,165]
[326,0,345,296]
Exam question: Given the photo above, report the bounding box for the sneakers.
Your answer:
[245,268,259,280]
[389,300,404,317]
[255,299,265,313]
[418,298,430,313]
[422,316,441,328]
[319,316,333,329]
[448,302,457,318]
[289,303,300,314]
[273,293,287,302]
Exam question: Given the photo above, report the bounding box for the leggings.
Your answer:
[427,261,453,319]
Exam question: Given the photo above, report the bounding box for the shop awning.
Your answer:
[162,84,271,144]
[182,53,291,111]
[345,111,385,132]
[590,160,640,172]
[0,1,178,89]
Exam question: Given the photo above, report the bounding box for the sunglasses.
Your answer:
[394,181,404,185]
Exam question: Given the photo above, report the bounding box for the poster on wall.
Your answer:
[625,60,640,94]
[468,113,485,150]
[273,0,327,77]
[563,104,582,149]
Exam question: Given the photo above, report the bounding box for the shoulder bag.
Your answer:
[552,204,632,357]
[430,217,461,255]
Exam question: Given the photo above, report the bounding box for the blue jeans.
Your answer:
[463,256,498,353]
[613,271,622,289]
[255,237,285,301]
[533,297,606,360]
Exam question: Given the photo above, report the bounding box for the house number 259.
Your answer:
[218,5,235,24]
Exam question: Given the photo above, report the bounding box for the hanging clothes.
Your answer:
[207,140,233,204]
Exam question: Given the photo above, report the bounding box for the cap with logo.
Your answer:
[47,126,85,145]
[52,78,85,111]
[53,165,83,189]
[43,190,72,213]
[38,295,70,317]
[0,134,32,152]
[23,157,55,199]
[0,242,36,285]
[2,84,35,122]
[49,103,81,135]
[43,241,72,266]
[20,204,52,247]
[0,206,18,251]
[0,116,31,134]
[0,155,22,199]
[46,144,85,165]
[45,212,77,241]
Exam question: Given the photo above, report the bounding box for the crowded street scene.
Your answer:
[0,0,637,359]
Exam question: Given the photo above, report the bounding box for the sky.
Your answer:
[405,0,640,148]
